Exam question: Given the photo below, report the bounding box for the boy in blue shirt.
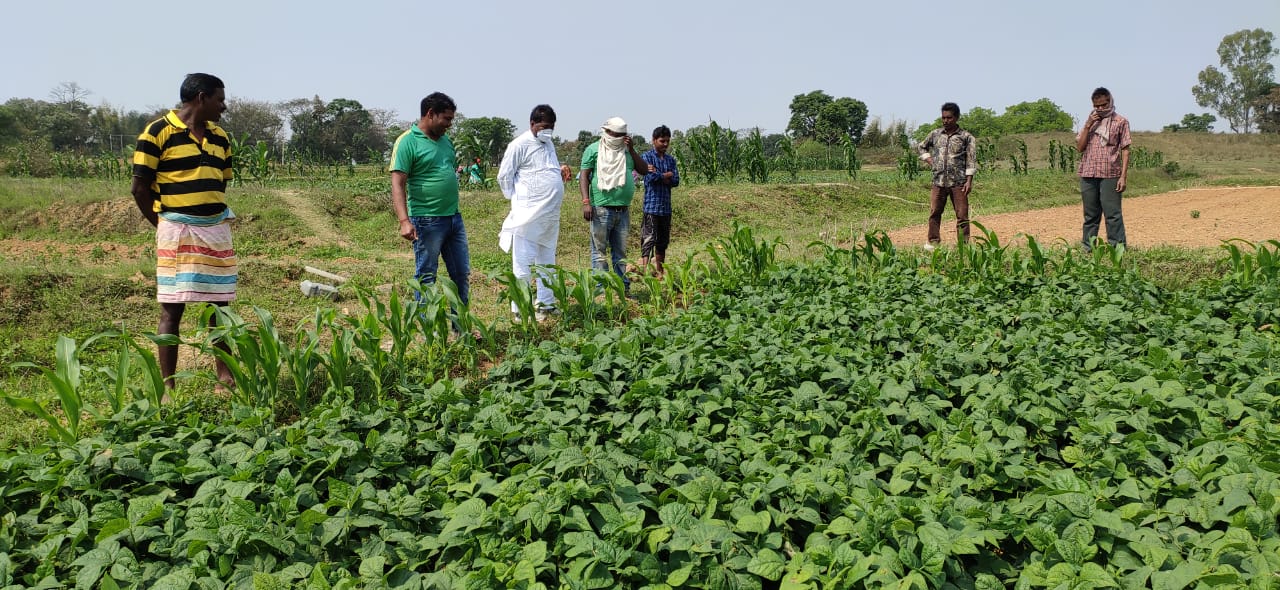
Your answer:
[639,125,680,278]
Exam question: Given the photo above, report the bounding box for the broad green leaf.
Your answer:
[734,511,770,535]
[666,563,695,586]
[1150,560,1204,590]
[746,549,785,581]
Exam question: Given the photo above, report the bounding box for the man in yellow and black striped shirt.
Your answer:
[130,72,235,395]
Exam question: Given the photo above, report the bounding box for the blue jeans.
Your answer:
[1080,177,1126,249]
[411,213,470,305]
[589,206,630,287]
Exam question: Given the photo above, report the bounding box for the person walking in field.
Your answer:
[390,92,472,309]
[580,117,649,292]
[1076,87,1130,250]
[497,104,565,321]
[130,73,236,396]
[467,157,484,185]
[639,125,680,278]
[918,102,976,250]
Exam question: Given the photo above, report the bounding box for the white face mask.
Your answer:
[602,134,626,149]
[536,129,554,142]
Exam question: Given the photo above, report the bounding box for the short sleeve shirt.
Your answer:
[580,141,635,207]
[1077,113,1132,179]
[390,125,460,217]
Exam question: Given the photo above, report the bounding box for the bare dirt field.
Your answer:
[887,186,1280,249]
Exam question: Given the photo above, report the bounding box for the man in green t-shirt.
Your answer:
[579,117,649,291]
[389,92,471,306]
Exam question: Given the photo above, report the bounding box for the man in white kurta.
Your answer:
[498,104,565,317]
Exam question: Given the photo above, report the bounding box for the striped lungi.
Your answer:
[155,218,237,303]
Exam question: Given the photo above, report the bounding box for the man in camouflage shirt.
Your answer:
[918,102,976,249]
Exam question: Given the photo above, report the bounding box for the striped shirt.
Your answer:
[132,110,232,216]
[641,150,680,215]
[1077,113,1131,179]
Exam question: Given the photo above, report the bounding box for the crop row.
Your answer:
[1,232,1279,589]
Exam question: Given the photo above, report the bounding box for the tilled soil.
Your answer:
[886,186,1280,249]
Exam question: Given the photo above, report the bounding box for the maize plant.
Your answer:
[686,120,723,184]
[841,134,861,180]
[976,136,1000,173]
[721,124,743,182]
[1048,139,1078,172]
[1131,146,1165,169]
[897,146,922,180]
[743,127,770,184]
[1008,139,1029,175]
[773,135,800,182]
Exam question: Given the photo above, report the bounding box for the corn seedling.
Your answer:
[705,223,784,285]
[4,332,117,443]
[494,268,540,336]
[203,306,284,413]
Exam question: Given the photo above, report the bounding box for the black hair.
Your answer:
[530,104,556,125]
[180,73,224,103]
[941,102,961,118]
[651,125,671,140]
[421,92,456,117]
[1091,87,1112,100]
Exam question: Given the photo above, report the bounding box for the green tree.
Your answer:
[1163,112,1217,133]
[786,90,832,139]
[1192,28,1278,133]
[451,116,515,167]
[222,98,285,154]
[1255,84,1280,133]
[1000,98,1073,133]
[787,91,869,146]
[814,97,869,146]
[914,106,1002,140]
[0,104,20,146]
[288,97,388,163]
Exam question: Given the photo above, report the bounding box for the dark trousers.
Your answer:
[1080,177,1126,248]
[640,213,671,258]
[927,184,970,244]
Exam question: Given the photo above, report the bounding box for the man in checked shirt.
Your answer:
[918,102,976,250]
[1075,87,1131,250]
[639,125,680,278]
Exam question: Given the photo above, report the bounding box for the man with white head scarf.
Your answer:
[497,104,564,320]
[579,117,649,291]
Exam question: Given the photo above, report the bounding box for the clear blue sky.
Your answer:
[2,0,1277,136]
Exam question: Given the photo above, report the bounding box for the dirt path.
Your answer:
[275,190,346,246]
[886,186,1280,249]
